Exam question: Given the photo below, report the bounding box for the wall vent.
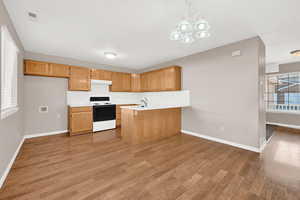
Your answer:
[28,12,38,21]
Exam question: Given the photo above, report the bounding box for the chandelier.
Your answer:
[170,0,210,44]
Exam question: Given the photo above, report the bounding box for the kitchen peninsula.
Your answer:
[121,106,183,144]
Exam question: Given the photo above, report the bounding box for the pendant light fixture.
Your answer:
[170,0,211,44]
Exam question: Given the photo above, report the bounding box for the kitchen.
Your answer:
[3,0,300,198]
[23,59,190,144]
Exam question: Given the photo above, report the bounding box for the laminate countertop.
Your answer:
[121,105,190,111]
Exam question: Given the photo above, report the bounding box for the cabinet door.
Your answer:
[70,111,92,134]
[110,72,131,92]
[49,63,70,78]
[122,73,132,91]
[69,66,91,91]
[24,60,50,76]
[110,72,122,91]
[161,67,181,91]
[141,73,150,92]
[131,74,141,92]
[91,69,112,80]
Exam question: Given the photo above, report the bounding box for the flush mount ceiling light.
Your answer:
[170,0,211,44]
[290,50,300,56]
[104,52,117,59]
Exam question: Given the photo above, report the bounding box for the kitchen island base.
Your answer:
[121,108,181,145]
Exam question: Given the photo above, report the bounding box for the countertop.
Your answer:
[68,103,139,107]
[120,105,190,111]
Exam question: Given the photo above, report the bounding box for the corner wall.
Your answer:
[143,37,266,150]
[0,0,25,187]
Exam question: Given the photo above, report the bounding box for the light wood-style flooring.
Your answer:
[0,129,299,200]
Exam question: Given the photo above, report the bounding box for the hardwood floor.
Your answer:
[0,129,300,200]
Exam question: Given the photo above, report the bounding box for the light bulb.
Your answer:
[181,35,194,44]
[177,20,193,33]
[195,19,209,31]
[170,31,182,41]
[104,52,117,59]
[196,31,210,39]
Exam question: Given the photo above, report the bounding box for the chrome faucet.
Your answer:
[140,97,149,107]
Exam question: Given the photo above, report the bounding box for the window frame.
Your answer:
[265,72,300,114]
[1,25,19,120]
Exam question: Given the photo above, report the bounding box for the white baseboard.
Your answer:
[0,130,68,188]
[266,122,300,130]
[260,134,274,152]
[181,130,260,153]
[0,136,25,188]
[24,130,68,139]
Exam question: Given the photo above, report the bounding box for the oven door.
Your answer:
[93,105,116,122]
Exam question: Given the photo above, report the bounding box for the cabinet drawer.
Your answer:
[69,106,92,113]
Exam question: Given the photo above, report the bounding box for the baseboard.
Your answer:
[181,130,260,153]
[260,134,274,152]
[24,130,68,139]
[266,122,300,130]
[0,136,25,188]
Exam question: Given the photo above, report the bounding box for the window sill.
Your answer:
[1,107,19,120]
[267,110,300,115]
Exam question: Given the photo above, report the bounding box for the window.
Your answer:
[1,26,19,119]
[265,72,300,113]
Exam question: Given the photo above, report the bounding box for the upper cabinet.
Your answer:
[24,59,181,93]
[69,66,91,91]
[131,74,141,92]
[48,63,70,78]
[24,60,70,78]
[24,60,50,76]
[141,66,181,92]
[91,69,112,81]
[110,72,132,92]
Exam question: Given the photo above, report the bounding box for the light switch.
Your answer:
[232,50,241,57]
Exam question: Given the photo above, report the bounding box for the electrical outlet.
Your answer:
[39,106,48,113]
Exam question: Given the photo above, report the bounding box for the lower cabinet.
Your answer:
[116,104,137,127]
[68,106,93,136]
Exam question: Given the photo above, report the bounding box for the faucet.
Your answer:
[140,97,149,107]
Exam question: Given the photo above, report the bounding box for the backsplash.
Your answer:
[67,83,190,107]
[142,90,190,107]
[67,84,140,105]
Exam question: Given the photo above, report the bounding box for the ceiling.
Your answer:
[4,0,300,69]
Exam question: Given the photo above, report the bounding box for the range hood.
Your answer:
[91,80,112,85]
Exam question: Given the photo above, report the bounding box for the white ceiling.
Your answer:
[4,0,300,69]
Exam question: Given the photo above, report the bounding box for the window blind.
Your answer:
[1,26,19,119]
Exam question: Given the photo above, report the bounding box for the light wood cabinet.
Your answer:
[24,60,70,78]
[116,104,137,127]
[68,106,93,136]
[24,60,181,93]
[24,60,50,76]
[140,66,181,92]
[48,63,70,78]
[110,72,132,92]
[121,108,181,144]
[91,69,112,81]
[131,74,141,92]
[69,66,91,91]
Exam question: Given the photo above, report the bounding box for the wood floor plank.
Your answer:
[0,129,300,200]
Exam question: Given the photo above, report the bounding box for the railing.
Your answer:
[267,104,300,113]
